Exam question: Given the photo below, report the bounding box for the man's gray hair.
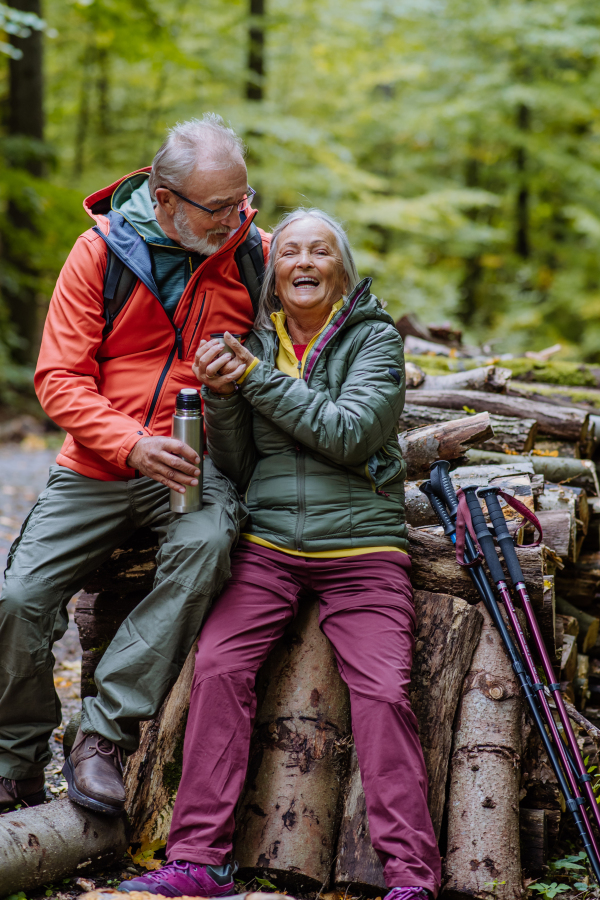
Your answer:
[148,114,246,202]
[256,208,360,330]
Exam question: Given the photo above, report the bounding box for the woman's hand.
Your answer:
[193,339,247,394]
[222,332,256,369]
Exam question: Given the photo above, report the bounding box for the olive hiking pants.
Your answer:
[0,460,243,780]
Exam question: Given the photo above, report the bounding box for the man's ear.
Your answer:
[154,188,177,218]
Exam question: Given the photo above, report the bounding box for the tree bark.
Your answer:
[444,604,522,900]
[0,798,128,895]
[234,596,352,893]
[533,510,575,562]
[6,0,45,364]
[466,449,599,496]
[556,597,600,654]
[520,809,548,877]
[398,412,493,478]
[399,405,537,455]
[406,390,589,442]
[125,647,196,843]
[555,552,600,609]
[334,592,483,894]
[246,0,265,100]
[560,633,578,684]
[537,485,589,537]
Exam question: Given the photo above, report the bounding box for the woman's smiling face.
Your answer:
[274,218,348,317]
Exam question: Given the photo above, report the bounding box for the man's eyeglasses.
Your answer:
[160,185,256,222]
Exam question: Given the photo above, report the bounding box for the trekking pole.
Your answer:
[421,462,600,882]
[475,486,600,837]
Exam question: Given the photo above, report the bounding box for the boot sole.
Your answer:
[62,757,124,817]
[0,789,46,814]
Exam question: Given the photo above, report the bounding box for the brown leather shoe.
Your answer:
[62,727,125,816]
[0,774,45,812]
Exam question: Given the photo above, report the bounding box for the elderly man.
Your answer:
[0,114,268,860]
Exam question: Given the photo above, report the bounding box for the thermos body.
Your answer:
[170,389,203,514]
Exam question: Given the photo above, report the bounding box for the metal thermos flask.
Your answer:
[170,388,203,514]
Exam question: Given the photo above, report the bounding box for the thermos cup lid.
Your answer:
[176,388,201,411]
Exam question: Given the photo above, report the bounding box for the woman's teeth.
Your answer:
[293,278,319,286]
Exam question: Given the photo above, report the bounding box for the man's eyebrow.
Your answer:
[206,188,250,206]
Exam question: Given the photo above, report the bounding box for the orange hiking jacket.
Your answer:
[35,169,270,481]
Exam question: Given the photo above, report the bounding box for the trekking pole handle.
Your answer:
[419,482,456,536]
[429,459,458,517]
[479,486,524,586]
[462,485,506,585]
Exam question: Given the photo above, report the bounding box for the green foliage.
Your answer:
[0,4,48,58]
[529,883,571,899]
[255,877,279,891]
[3,0,600,399]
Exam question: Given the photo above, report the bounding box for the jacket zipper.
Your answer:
[295,445,306,552]
[187,292,207,356]
[144,283,198,429]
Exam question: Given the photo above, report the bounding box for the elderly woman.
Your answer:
[120,210,441,899]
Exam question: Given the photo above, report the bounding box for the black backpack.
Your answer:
[102,222,266,337]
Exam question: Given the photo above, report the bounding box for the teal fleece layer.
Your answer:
[112,172,205,317]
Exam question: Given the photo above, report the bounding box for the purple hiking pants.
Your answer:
[167,542,441,895]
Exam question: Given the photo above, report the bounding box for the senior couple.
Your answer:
[0,114,440,898]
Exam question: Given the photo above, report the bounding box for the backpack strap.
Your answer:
[235,222,265,317]
[102,249,138,337]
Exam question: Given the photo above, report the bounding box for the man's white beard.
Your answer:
[173,203,233,256]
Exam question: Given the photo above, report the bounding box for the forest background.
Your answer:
[1,0,600,409]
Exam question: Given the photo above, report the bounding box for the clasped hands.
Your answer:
[192,332,255,395]
[127,334,253,492]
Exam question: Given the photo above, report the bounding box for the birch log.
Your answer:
[0,799,128,895]
[444,604,522,900]
[334,592,483,893]
[234,597,352,893]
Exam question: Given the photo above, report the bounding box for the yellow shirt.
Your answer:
[240,302,406,559]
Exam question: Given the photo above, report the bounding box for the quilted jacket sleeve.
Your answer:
[201,387,257,492]
[238,322,405,468]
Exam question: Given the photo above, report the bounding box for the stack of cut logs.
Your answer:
[6,322,600,900]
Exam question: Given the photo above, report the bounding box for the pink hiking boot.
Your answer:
[117,860,236,897]
[385,889,432,900]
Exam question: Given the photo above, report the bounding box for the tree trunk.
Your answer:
[125,647,196,843]
[444,604,522,900]
[334,592,483,893]
[466,449,599,495]
[246,0,265,100]
[399,405,538,455]
[0,798,127,896]
[234,596,352,893]
[406,390,589,442]
[6,0,45,364]
[398,413,493,479]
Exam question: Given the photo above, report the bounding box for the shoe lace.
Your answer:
[135,861,189,882]
[90,736,123,767]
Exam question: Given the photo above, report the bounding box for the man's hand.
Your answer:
[193,339,247,394]
[127,436,201,493]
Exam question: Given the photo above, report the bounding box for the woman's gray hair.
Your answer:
[256,208,360,330]
[148,114,246,202]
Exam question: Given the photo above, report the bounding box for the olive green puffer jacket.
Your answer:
[202,277,409,554]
